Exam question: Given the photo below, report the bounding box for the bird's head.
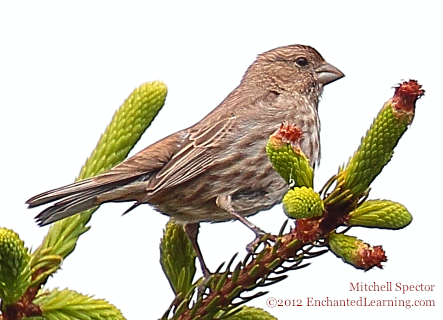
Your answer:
[244,44,344,102]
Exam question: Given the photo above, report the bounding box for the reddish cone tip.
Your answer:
[273,123,303,144]
[392,80,424,113]
[357,245,387,270]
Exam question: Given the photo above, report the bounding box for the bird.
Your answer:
[26,44,344,276]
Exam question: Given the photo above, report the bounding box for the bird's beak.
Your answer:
[315,62,344,86]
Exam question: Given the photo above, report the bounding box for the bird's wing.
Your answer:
[28,115,236,210]
[93,130,187,182]
[145,116,236,193]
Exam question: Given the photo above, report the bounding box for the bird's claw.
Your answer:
[196,274,211,298]
[246,232,276,253]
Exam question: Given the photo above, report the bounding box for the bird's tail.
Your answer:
[27,175,147,226]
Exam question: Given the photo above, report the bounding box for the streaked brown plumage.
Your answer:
[27,44,343,274]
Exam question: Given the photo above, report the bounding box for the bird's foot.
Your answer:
[196,271,212,298]
[246,231,276,253]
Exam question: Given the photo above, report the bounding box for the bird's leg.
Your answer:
[216,194,273,253]
[183,223,211,278]
[184,223,214,297]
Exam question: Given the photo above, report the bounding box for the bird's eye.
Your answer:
[295,57,308,67]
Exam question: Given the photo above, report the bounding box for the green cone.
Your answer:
[160,221,196,296]
[326,81,424,206]
[31,81,167,288]
[32,288,126,320]
[266,124,313,188]
[328,232,387,270]
[347,200,412,229]
[0,228,31,305]
[283,187,324,219]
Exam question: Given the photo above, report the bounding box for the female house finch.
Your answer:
[27,45,343,275]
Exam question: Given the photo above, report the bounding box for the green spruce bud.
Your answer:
[227,306,277,320]
[0,228,31,305]
[283,187,324,219]
[327,80,424,205]
[266,123,313,188]
[347,200,412,229]
[328,232,387,270]
[78,81,167,179]
[160,222,196,295]
[34,288,125,320]
[32,81,168,287]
